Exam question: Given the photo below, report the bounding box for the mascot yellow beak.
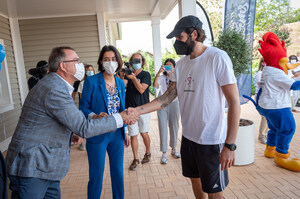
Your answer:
[279,57,300,75]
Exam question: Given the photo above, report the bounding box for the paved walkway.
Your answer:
[61,102,300,199]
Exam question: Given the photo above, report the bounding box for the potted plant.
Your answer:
[214,27,255,165]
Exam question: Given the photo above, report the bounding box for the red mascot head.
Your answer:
[258,32,299,74]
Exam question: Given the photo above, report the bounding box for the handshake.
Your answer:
[92,107,140,125]
[120,107,140,125]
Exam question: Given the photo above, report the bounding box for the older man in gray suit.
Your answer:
[5,46,138,199]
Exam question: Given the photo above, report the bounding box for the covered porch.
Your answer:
[0,0,200,151]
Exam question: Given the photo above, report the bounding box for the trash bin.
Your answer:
[234,119,255,165]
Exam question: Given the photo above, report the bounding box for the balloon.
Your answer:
[0,44,5,71]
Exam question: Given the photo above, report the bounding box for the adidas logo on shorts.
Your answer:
[213,184,219,189]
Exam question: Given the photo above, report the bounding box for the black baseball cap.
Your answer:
[166,15,203,39]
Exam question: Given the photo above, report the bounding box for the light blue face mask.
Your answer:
[132,63,141,70]
[86,71,94,76]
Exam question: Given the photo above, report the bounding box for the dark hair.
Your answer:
[258,58,265,71]
[289,55,298,62]
[129,52,146,69]
[97,45,123,73]
[36,60,48,68]
[163,58,176,76]
[164,58,176,67]
[48,46,74,72]
[184,27,206,43]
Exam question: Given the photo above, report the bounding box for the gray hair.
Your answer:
[48,46,74,72]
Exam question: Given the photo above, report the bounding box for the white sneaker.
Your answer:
[160,153,167,164]
[171,149,181,159]
[258,136,267,144]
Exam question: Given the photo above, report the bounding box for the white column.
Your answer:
[8,0,28,104]
[178,0,197,18]
[96,12,107,50]
[107,21,114,45]
[151,17,162,74]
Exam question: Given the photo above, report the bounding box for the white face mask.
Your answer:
[103,61,118,75]
[291,60,297,64]
[74,63,85,81]
[298,57,300,61]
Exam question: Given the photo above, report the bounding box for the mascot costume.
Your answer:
[244,32,300,171]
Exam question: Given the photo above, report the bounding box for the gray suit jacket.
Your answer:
[5,73,117,181]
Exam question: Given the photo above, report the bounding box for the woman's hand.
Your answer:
[92,112,109,119]
[99,112,109,118]
[124,134,130,147]
[72,134,83,145]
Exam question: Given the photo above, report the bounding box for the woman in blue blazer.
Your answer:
[80,45,129,199]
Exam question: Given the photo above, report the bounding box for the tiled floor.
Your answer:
[61,102,300,199]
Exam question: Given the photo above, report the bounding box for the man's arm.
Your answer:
[126,73,149,94]
[136,82,177,115]
[220,83,240,170]
[131,76,149,94]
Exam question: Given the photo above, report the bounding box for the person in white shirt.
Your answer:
[77,64,95,99]
[134,16,240,199]
[75,64,96,151]
[288,55,300,113]
[296,52,300,62]
[153,58,180,164]
[254,58,268,144]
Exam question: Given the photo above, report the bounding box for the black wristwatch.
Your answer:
[224,143,237,151]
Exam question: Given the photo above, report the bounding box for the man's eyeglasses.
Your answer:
[62,59,80,64]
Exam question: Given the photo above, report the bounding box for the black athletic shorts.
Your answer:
[180,136,229,193]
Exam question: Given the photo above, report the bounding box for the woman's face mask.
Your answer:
[86,71,94,76]
[291,59,297,64]
[103,61,118,75]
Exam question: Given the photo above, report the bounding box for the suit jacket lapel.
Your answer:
[99,72,109,111]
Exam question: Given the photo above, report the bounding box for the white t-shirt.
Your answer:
[77,80,85,93]
[254,70,262,94]
[174,47,236,145]
[258,66,295,109]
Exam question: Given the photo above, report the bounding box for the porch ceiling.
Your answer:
[0,0,177,21]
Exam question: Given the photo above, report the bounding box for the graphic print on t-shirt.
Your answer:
[184,73,195,92]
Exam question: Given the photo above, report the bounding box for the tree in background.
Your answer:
[253,0,299,59]
[255,0,300,33]
[197,0,223,40]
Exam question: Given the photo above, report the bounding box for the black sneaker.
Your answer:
[129,159,140,171]
[141,153,151,164]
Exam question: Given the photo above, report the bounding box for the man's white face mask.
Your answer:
[74,63,85,81]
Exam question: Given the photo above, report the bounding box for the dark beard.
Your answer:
[186,37,195,54]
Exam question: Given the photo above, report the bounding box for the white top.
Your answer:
[77,80,84,93]
[258,66,295,109]
[254,70,262,94]
[174,47,236,145]
[156,75,178,101]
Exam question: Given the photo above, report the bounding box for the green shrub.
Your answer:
[213,28,252,77]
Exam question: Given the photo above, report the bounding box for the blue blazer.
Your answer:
[79,72,126,141]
